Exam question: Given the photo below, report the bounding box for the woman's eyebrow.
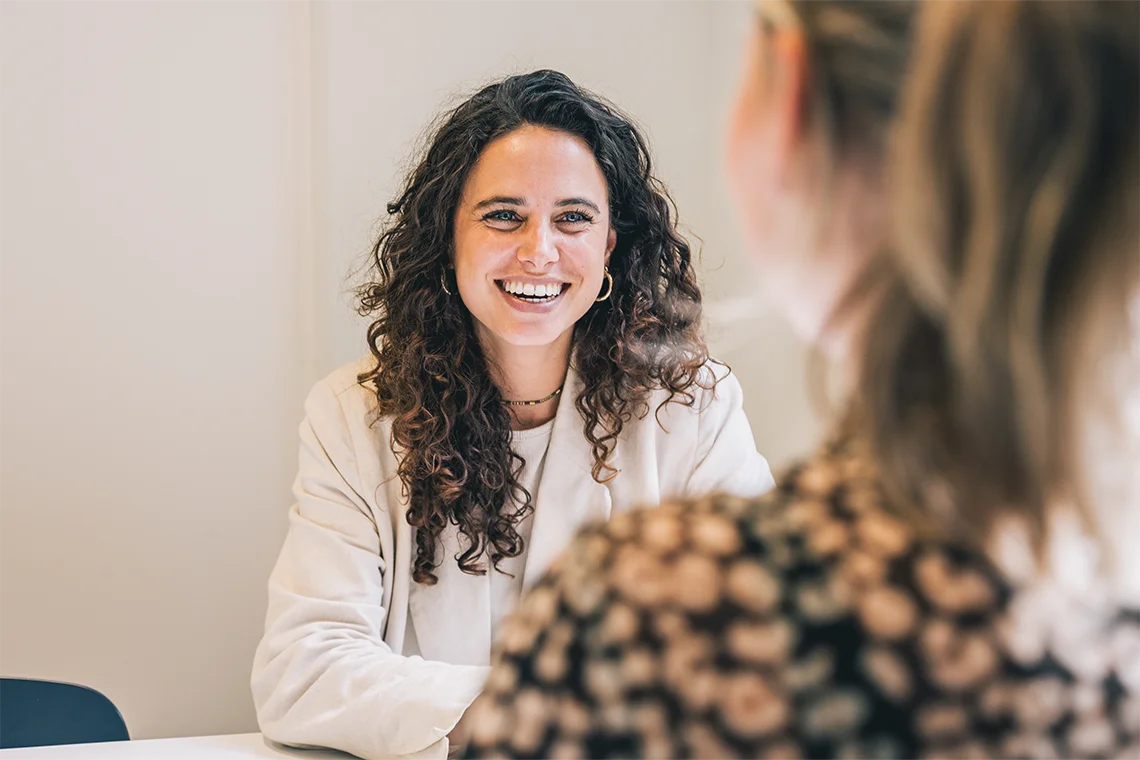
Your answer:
[556,198,601,213]
[473,196,525,210]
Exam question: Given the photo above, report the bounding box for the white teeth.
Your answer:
[501,281,561,298]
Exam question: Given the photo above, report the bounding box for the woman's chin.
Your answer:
[479,322,575,352]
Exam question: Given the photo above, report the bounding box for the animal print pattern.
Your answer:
[464,434,1140,759]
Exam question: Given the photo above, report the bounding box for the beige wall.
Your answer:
[0,0,819,741]
[0,0,312,740]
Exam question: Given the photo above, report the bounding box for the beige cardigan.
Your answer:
[251,358,773,760]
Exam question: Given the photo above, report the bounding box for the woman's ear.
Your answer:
[769,28,810,184]
[605,227,617,262]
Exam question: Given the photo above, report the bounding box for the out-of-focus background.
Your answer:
[0,1,820,739]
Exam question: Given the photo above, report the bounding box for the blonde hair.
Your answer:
[863,0,1140,552]
[757,0,914,193]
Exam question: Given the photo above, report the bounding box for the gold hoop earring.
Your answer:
[441,268,453,296]
[594,268,613,302]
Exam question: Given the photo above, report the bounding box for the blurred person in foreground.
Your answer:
[464,1,1140,757]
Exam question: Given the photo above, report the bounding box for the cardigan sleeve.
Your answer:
[251,376,488,760]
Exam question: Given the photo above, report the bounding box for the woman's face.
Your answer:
[725,19,825,340]
[453,125,616,355]
[725,16,865,348]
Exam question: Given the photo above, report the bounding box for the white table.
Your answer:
[0,734,355,759]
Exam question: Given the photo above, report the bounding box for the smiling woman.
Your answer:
[249,70,775,760]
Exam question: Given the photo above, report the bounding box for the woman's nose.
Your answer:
[517,221,558,269]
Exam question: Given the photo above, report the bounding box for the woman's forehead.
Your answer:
[461,126,608,206]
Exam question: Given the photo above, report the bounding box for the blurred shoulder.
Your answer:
[483,432,1140,759]
[558,431,1017,644]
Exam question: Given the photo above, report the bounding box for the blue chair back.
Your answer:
[0,677,129,748]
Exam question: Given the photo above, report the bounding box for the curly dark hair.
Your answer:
[357,69,714,585]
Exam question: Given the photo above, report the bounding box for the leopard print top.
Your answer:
[463,434,1140,759]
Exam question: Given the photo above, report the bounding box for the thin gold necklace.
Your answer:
[504,385,563,407]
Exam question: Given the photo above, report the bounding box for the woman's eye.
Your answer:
[560,212,592,224]
[484,210,521,223]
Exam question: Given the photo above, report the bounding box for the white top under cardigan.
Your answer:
[251,357,774,760]
[488,418,554,629]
